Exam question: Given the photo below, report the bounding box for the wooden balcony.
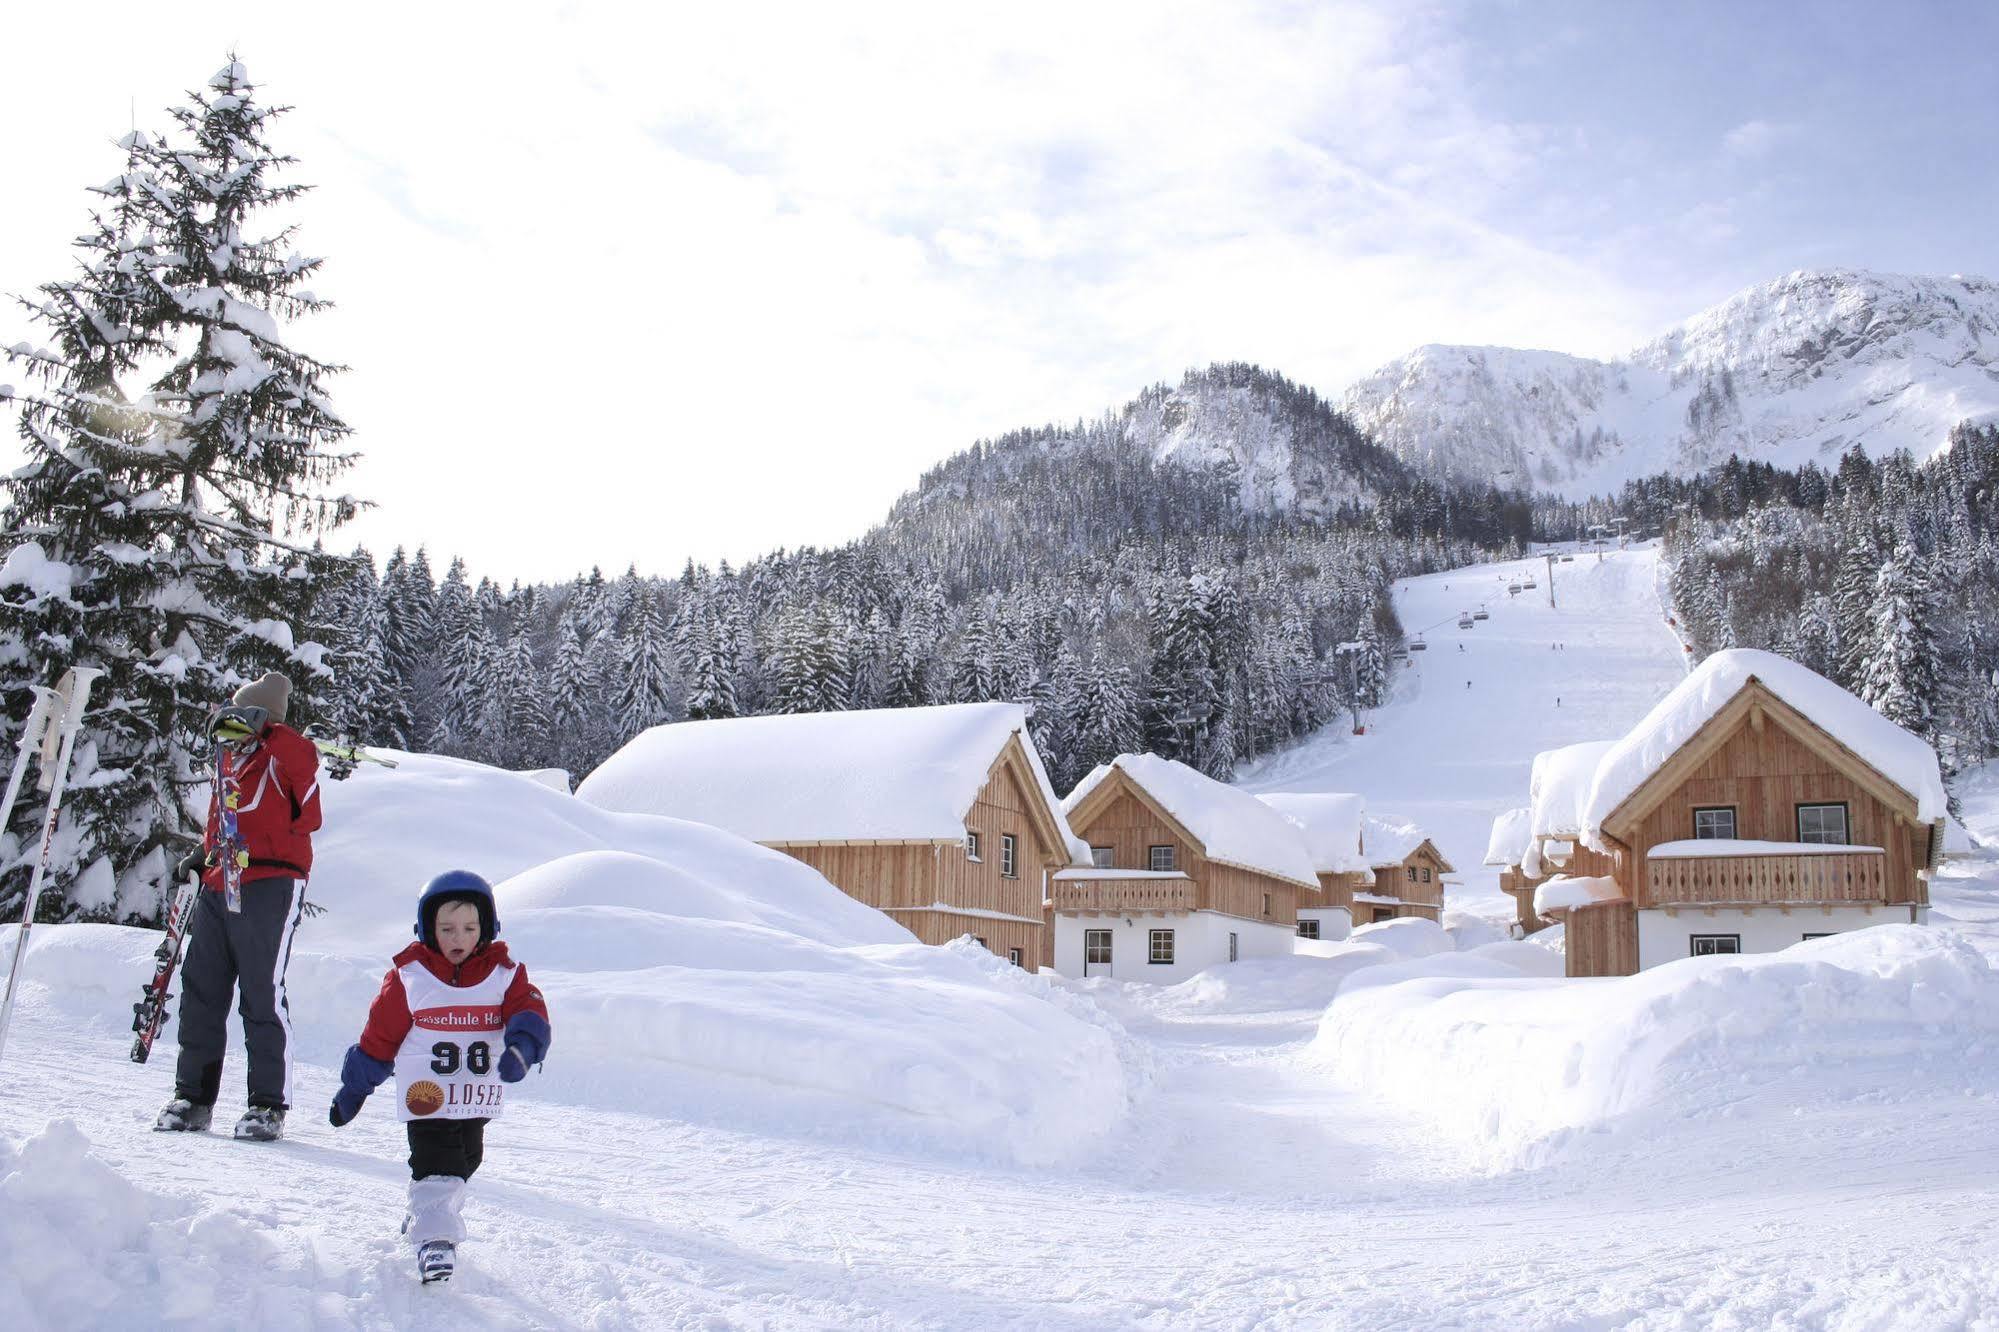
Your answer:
[1050,874,1196,915]
[1645,847,1888,907]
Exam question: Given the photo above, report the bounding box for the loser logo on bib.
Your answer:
[405,1080,446,1116]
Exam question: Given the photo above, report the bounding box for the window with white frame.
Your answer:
[1692,807,1736,840]
[965,830,981,862]
[1796,803,1849,845]
[1406,865,1417,882]
[1000,834,1018,878]
[1421,867,1432,883]
[1007,947,1023,966]
[1084,930,1111,964]
[1148,845,1176,873]
[1148,929,1175,964]
[1690,934,1741,956]
[1090,846,1114,869]
[1297,919,1321,939]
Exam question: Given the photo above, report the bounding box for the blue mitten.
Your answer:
[328,1043,394,1126]
[497,1012,550,1083]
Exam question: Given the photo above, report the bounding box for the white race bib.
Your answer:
[393,959,512,1121]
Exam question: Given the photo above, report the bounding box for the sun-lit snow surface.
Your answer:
[1579,646,1949,846]
[578,700,1088,860]
[1236,546,1690,923]
[1253,791,1369,873]
[10,573,1999,1326]
[1066,752,1319,886]
[1484,805,1533,867]
[1343,269,1999,494]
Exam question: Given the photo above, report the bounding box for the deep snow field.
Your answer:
[6,547,1999,1330]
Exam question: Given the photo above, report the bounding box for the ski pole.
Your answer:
[0,688,57,850]
[0,666,103,1069]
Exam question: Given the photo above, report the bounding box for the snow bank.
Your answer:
[11,753,1137,1167]
[0,1119,306,1325]
[1257,792,1370,873]
[1583,648,1948,843]
[308,750,908,955]
[1312,925,1999,1168]
[1069,754,1318,886]
[579,701,1087,860]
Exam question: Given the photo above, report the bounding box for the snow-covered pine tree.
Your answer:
[0,60,356,920]
[547,596,606,769]
[1068,646,1144,779]
[1861,541,1940,747]
[324,580,408,749]
[614,587,676,739]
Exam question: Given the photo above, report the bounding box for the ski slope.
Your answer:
[8,547,1999,1329]
[1238,545,1691,920]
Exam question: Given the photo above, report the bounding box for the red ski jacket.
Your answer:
[201,721,322,891]
[355,941,549,1063]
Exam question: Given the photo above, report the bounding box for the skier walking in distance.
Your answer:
[327,871,551,1285]
[155,672,321,1141]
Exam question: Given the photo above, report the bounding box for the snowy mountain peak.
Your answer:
[1342,268,1999,495]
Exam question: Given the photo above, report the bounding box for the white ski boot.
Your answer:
[418,1240,456,1285]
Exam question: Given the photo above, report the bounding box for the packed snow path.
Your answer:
[9,939,1999,1330]
[1238,546,1690,914]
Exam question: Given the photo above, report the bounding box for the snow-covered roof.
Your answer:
[1532,875,1626,916]
[1529,740,1617,838]
[579,702,1089,861]
[1582,649,1948,845]
[1256,792,1370,874]
[1484,807,1534,867]
[1065,755,1319,887]
[1648,839,1884,859]
[1362,813,1449,871]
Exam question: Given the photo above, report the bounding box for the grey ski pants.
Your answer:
[173,878,305,1110]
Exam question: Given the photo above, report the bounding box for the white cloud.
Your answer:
[1722,118,1797,159]
[0,1,1652,581]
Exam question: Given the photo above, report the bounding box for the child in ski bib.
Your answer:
[327,870,551,1284]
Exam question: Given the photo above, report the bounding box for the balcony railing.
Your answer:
[1645,848,1889,906]
[1050,875,1196,914]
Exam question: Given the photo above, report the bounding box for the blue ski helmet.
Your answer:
[415,869,498,950]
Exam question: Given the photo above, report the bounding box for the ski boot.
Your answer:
[233,1105,285,1141]
[418,1240,456,1285]
[153,1097,213,1132]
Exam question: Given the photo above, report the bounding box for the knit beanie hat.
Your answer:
[232,671,292,722]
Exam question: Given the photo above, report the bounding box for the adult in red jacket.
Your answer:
[156,671,323,1141]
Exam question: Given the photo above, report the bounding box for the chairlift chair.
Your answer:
[1457,614,1473,629]
[1408,636,1429,653]
[1507,582,1522,595]
[1472,609,1489,621]
[1523,577,1537,589]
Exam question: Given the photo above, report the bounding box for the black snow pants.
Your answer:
[173,877,305,1110]
[408,1117,489,1181]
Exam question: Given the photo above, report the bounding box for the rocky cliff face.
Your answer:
[1340,270,1999,495]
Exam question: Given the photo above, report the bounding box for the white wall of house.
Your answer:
[1297,907,1353,943]
[1051,911,1295,984]
[1636,903,1924,970]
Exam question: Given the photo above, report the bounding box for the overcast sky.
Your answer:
[5,1,1994,583]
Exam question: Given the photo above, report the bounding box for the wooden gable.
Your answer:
[1599,678,1926,849]
[1065,767,1206,870]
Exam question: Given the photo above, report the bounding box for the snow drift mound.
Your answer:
[11,753,1136,1166]
[0,1119,309,1325]
[308,750,908,954]
[1311,926,1999,1168]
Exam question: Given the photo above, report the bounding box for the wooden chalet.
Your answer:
[576,702,1087,965]
[1357,813,1453,924]
[1257,792,1371,941]
[1052,754,1319,983]
[1492,650,1946,977]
